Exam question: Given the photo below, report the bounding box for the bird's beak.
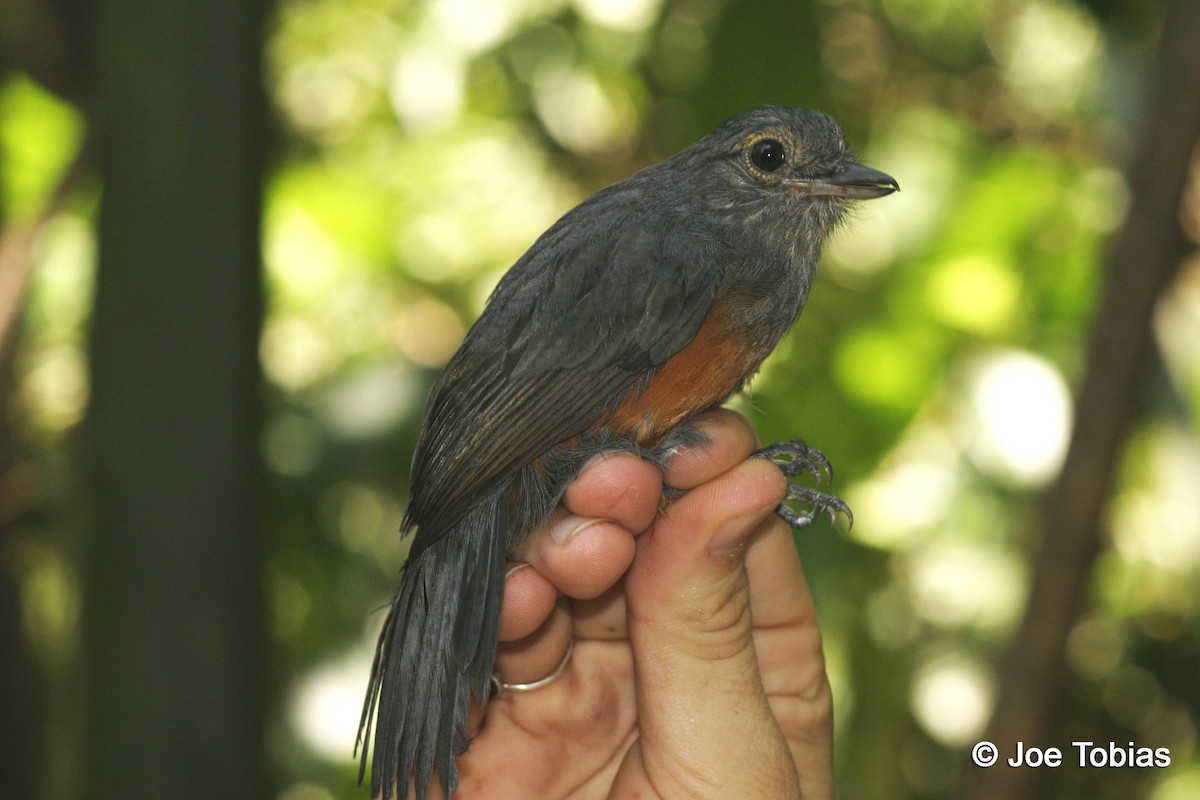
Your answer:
[787,163,899,199]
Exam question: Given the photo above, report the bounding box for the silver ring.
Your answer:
[491,639,574,697]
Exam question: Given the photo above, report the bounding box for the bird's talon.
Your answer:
[755,439,852,529]
[753,438,834,485]
[777,484,851,529]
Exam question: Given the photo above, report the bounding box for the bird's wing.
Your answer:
[404,190,724,553]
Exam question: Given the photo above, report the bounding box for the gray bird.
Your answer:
[357,105,897,799]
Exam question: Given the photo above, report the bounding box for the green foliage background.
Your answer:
[3,0,1199,798]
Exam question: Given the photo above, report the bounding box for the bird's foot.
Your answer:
[755,438,834,483]
[776,484,853,529]
[753,438,852,529]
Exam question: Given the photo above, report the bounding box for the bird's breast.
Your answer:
[598,300,765,446]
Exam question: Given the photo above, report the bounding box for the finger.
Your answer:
[493,599,573,687]
[745,515,818,629]
[558,415,759,642]
[662,408,760,491]
[571,577,628,641]
[563,451,663,532]
[525,517,637,600]
[744,516,833,800]
[498,453,658,643]
[521,453,659,600]
[627,456,786,662]
[746,522,827,698]
[497,563,558,642]
[622,457,801,796]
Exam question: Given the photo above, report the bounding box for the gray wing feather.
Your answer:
[405,184,723,551]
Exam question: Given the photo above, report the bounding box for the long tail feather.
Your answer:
[357,486,508,800]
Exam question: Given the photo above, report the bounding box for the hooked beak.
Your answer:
[787,163,899,200]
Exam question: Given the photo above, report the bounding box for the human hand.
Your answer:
[444,409,834,799]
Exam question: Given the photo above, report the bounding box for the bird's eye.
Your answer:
[749,138,786,173]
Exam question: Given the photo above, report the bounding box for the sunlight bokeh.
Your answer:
[3,0,1198,798]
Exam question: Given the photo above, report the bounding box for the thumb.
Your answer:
[622,457,800,798]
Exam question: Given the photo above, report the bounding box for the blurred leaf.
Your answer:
[0,73,83,219]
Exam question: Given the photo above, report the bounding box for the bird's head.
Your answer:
[682,106,898,244]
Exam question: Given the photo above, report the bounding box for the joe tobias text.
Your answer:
[1007,741,1171,768]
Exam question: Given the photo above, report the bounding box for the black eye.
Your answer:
[750,138,786,173]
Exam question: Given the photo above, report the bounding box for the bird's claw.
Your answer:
[754,438,833,484]
[753,439,852,530]
[776,485,853,529]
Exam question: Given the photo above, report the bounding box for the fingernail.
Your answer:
[505,562,530,579]
[661,442,695,473]
[550,515,602,545]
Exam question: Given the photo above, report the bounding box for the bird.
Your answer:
[357,105,897,800]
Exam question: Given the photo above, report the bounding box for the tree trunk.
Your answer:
[80,1,270,797]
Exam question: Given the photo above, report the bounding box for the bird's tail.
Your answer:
[357,487,508,800]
